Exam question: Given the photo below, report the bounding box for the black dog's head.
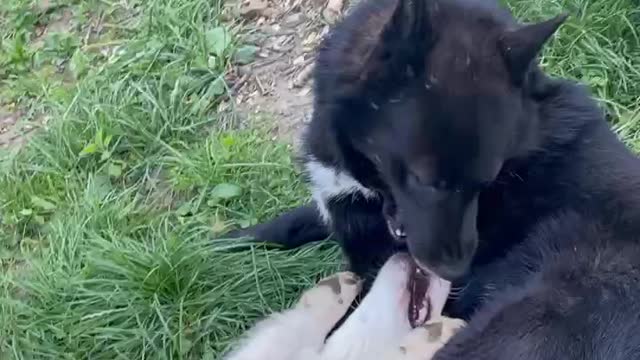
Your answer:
[316,0,567,280]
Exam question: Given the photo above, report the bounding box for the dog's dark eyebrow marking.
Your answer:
[317,276,342,294]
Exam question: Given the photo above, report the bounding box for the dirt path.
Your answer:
[1,0,355,152]
[0,110,40,151]
[0,3,74,153]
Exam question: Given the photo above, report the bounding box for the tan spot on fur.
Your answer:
[343,274,359,285]
[317,276,342,295]
[425,322,443,342]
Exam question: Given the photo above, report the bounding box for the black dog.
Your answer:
[229,0,640,356]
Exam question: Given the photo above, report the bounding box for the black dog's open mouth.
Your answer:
[383,197,407,240]
[387,221,407,240]
[408,261,431,328]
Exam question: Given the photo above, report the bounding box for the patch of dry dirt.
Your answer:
[1,3,75,153]
[226,0,358,146]
[3,0,354,152]
[0,109,40,151]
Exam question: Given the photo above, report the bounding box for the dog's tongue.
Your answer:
[408,264,451,328]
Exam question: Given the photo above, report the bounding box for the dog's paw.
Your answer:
[387,317,466,359]
[296,272,362,320]
[430,317,466,341]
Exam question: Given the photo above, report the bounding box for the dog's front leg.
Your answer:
[326,193,396,284]
[222,203,331,249]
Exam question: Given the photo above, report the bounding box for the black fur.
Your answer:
[224,204,330,249]
[227,0,640,357]
[435,212,640,359]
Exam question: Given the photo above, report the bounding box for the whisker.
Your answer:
[447,283,470,300]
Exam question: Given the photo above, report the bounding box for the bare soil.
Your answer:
[227,0,356,146]
[2,0,356,152]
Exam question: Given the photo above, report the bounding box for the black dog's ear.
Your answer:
[317,0,436,98]
[379,0,435,71]
[387,0,432,42]
[351,0,436,92]
[499,14,568,85]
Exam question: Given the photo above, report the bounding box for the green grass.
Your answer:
[0,0,342,358]
[0,0,639,358]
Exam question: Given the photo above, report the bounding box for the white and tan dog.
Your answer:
[224,253,465,360]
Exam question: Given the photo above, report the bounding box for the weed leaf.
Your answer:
[211,183,242,199]
[206,27,232,57]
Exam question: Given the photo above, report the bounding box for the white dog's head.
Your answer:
[356,252,452,329]
[225,253,464,360]
[319,253,457,360]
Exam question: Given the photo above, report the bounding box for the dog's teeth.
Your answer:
[418,305,428,323]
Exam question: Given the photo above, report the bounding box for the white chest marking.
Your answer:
[304,158,378,224]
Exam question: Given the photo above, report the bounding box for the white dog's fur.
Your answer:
[224,254,466,360]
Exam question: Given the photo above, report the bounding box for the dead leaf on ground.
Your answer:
[240,0,271,18]
[323,0,345,23]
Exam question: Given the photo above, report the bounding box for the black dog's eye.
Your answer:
[407,171,438,192]
[407,170,423,186]
[434,179,448,190]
